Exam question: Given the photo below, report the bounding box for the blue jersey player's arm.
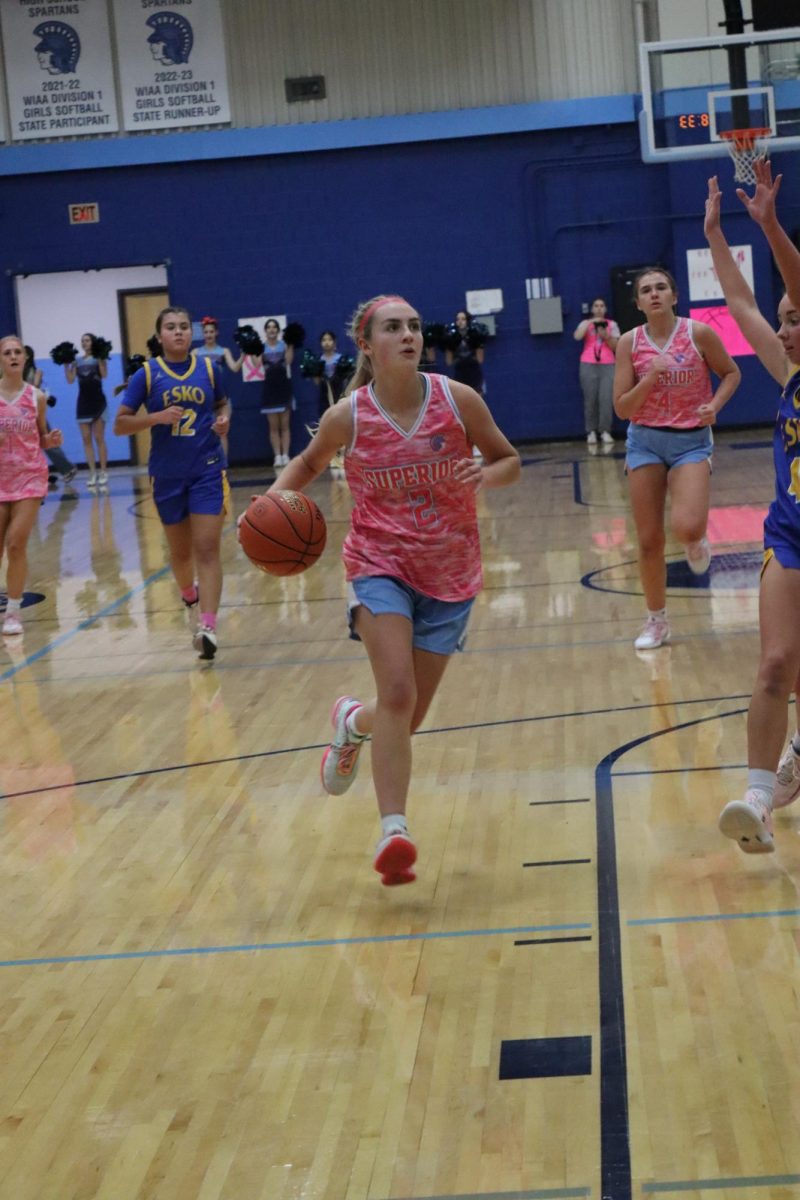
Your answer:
[113,367,184,436]
[210,361,232,435]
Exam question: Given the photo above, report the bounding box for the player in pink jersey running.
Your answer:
[613,268,740,650]
[0,334,64,636]
[249,295,520,885]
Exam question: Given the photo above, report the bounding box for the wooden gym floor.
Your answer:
[0,429,798,1200]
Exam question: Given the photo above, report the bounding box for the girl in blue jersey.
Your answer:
[114,306,231,661]
[704,161,800,852]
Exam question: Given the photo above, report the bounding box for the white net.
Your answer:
[721,130,772,186]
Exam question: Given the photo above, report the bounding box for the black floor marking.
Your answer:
[0,693,753,801]
[499,1036,591,1080]
[529,797,591,806]
[514,936,592,946]
[523,858,591,868]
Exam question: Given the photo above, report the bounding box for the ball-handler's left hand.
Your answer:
[452,455,484,492]
[695,403,717,427]
[212,413,230,436]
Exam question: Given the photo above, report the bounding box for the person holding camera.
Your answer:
[574,298,620,447]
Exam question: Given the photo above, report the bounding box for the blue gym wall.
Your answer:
[0,112,796,462]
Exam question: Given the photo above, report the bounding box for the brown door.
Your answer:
[118,288,169,466]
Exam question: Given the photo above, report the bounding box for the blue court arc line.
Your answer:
[0,563,173,683]
[595,705,747,1200]
[0,922,592,970]
[643,1174,800,1193]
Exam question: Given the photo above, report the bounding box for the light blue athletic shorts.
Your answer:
[626,423,713,472]
[347,575,474,655]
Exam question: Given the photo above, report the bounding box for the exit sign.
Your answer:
[69,202,100,225]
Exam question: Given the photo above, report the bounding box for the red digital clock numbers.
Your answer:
[678,113,710,129]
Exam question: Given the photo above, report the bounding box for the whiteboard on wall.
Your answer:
[14,264,168,356]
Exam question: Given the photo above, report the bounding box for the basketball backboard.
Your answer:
[639,26,800,165]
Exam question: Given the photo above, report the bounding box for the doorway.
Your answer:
[118,287,169,466]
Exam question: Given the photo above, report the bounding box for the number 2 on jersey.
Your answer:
[408,488,438,528]
[171,409,197,438]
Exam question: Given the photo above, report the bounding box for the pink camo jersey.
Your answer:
[0,383,48,502]
[631,317,714,428]
[579,319,619,365]
[343,373,483,601]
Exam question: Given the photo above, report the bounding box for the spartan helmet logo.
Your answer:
[145,13,194,66]
[33,21,81,75]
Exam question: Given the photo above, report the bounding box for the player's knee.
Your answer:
[638,530,665,557]
[757,651,797,696]
[378,679,417,721]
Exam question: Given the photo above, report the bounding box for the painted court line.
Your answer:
[643,1173,800,1193]
[0,565,172,684]
[629,907,800,926]
[0,922,593,970]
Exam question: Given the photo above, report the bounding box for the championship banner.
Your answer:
[113,0,230,132]
[0,0,119,142]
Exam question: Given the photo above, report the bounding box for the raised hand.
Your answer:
[704,175,722,238]
[735,155,782,226]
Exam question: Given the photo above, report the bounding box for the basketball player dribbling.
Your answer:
[705,161,800,852]
[114,306,231,661]
[252,295,520,885]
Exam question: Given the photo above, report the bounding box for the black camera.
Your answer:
[593,319,608,329]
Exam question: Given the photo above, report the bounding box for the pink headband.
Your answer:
[357,295,410,337]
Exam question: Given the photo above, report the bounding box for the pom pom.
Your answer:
[51,340,78,365]
[92,335,113,360]
[282,321,306,348]
[125,353,146,378]
[443,323,462,353]
[466,322,490,349]
[334,354,355,381]
[146,334,163,358]
[299,349,325,379]
[233,325,264,356]
[423,322,447,350]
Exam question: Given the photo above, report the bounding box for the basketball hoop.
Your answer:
[719,128,771,185]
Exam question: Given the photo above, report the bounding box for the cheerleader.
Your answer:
[260,319,294,467]
[445,310,486,394]
[64,333,109,488]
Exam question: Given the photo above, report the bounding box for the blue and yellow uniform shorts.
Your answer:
[152,468,230,526]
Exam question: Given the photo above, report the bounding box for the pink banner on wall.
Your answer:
[689,305,755,357]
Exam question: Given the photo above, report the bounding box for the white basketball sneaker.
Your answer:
[321,696,365,795]
[718,788,774,853]
[772,742,800,810]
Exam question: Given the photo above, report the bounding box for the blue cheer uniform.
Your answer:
[123,354,229,525]
[765,367,800,570]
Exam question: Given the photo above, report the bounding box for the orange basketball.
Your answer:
[239,490,327,576]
